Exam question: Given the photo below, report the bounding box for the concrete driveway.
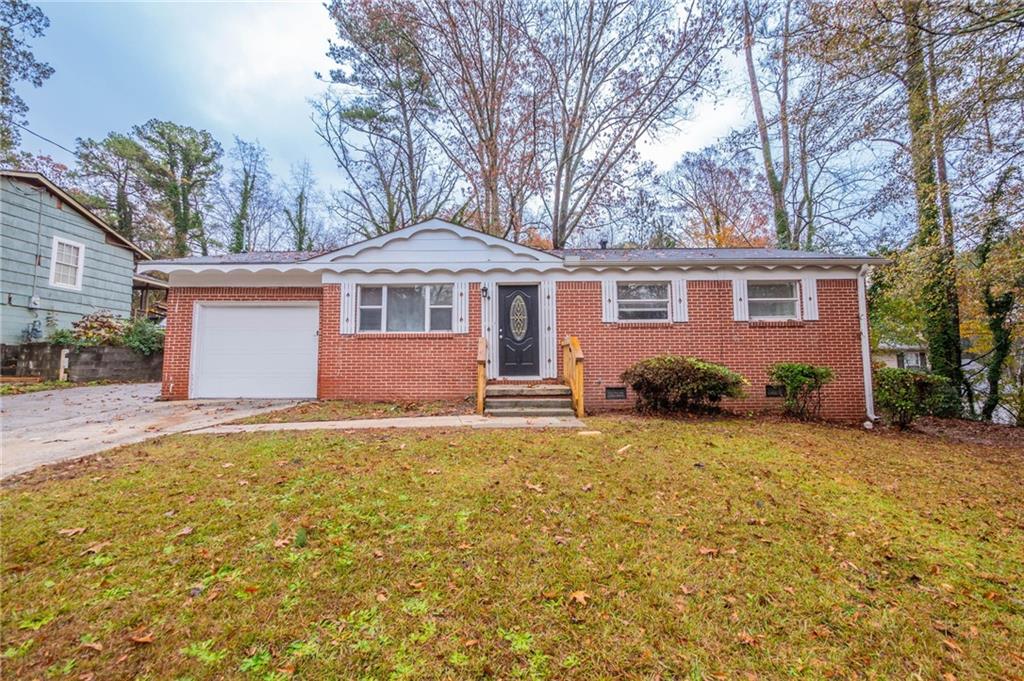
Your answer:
[1,383,299,478]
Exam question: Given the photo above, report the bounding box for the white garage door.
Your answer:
[190,303,319,399]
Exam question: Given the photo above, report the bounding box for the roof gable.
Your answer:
[1,170,150,259]
[306,219,562,266]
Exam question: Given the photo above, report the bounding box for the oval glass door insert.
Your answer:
[509,294,528,341]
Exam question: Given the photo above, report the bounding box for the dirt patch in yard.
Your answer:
[911,417,1024,450]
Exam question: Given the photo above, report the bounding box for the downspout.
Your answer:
[857,265,877,421]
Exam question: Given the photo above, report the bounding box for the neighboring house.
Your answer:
[1,170,153,345]
[139,219,885,420]
[873,342,929,370]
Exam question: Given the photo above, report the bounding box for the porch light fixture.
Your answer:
[480,285,489,299]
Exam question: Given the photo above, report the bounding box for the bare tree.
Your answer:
[664,146,771,247]
[217,137,282,253]
[411,0,545,239]
[531,0,726,247]
[318,0,459,239]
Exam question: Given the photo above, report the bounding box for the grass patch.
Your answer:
[234,399,470,424]
[0,380,98,396]
[2,417,1022,679]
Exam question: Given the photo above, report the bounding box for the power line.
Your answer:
[13,122,76,155]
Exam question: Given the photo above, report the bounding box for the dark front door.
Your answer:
[498,284,539,376]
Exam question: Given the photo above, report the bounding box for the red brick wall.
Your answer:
[317,284,482,402]
[160,287,323,400]
[555,279,868,420]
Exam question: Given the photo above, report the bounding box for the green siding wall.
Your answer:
[1,176,135,344]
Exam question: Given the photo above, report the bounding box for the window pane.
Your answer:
[55,263,77,285]
[359,308,382,331]
[617,300,667,311]
[386,286,426,331]
[748,282,796,299]
[617,283,668,300]
[430,307,453,331]
[360,286,382,306]
[430,284,453,306]
[618,308,669,320]
[57,243,79,265]
[749,300,796,318]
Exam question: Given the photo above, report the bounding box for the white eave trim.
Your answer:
[563,257,888,268]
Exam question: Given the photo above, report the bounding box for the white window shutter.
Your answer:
[453,282,469,333]
[601,280,617,322]
[671,279,688,322]
[801,276,819,320]
[340,282,357,334]
[732,278,748,321]
[480,280,499,378]
[539,280,557,377]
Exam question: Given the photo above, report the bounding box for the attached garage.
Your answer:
[190,303,319,399]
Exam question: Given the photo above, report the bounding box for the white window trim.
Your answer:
[356,283,455,333]
[746,280,801,321]
[614,281,672,323]
[48,235,85,291]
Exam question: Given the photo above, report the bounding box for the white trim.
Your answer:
[453,281,470,333]
[746,279,801,321]
[671,279,688,322]
[801,276,819,320]
[339,282,357,334]
[539,280,557,378]
[48,235,85,291]
[732,278,748,322]
[857,266,877,420]
[480,279,499,379]
[601,280,616,322]
[307,219,563,265]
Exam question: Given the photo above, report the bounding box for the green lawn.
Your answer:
[2,417,1022,680]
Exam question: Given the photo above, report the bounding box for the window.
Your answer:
[358,284,453,332]
[747,281,799,320]
[616,282,669,321]
[900,351,925,369]
[48,236,85,291]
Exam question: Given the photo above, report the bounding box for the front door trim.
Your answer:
[497,284,540,377]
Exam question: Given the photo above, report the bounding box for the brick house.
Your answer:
[139,220,884,420]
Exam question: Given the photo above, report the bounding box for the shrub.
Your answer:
[621,355,747,414]
[47,328,79,346]
[122,317,165,356]
[71,311,126,346]
[874,367,952,428]
[768,362,834,419]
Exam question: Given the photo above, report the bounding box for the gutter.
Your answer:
[857,264,878,421]
[562,256,889,268]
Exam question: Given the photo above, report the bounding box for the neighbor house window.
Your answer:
[48,236,85,291]
[616,282,669,321]
[357,284,453,332]
[747,281,799,320]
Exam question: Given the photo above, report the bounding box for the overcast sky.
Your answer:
[22,1,749,189]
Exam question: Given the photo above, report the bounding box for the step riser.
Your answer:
[485,408,577,418]
[485,398,573,409]
[486,386,571,397]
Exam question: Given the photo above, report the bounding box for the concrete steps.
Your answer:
[484,383,575,417]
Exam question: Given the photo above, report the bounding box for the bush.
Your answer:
[768,362,834,419]
[874,367,952,428]
[71,311,126,346]
[121,317,165,355]
[47,328,79,346]
[621,355,747,414]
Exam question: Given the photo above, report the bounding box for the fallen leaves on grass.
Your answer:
[524,482,544,493]
[569,590,590,606]
[174,526,193,538]
[699,546,719,557]
[57,527,86,537]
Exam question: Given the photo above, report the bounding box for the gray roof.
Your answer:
[557,248,876,263]
[147,246,882,266]
[147,250,326,265]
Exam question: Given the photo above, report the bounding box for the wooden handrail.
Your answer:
[475,336,487,414]
[560,335,585,417]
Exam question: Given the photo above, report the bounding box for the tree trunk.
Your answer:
[743,0,791,248]
[902,0,963,408]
